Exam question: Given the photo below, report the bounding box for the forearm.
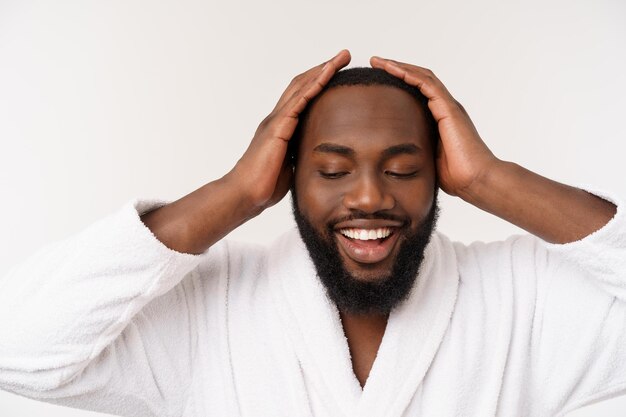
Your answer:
[459,160,617,244]
[141,173,260,255]
[141,50,351,255]
[0,198,202,393]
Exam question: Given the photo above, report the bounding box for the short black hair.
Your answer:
[288,66,439,164]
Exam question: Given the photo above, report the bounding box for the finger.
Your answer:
[370,56,448,97]
[370,56,453,101]
[275,49,350,108]
[292,50,351,112]
[276,49,351,118]
[274,49,351,111]
[262,50,350,143]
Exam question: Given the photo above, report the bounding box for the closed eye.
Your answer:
[319,171,349,179]
[386,171,419,178]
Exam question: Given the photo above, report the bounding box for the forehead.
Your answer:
[299,85,431,153]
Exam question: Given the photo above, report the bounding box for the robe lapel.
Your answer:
[268,230,459,417]
[268,229,362,416]
[355,232,459,417]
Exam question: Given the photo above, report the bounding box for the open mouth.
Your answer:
[335,227,401,264]
[339,227,393,241]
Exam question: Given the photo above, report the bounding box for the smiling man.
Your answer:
[1,49,626,417]
[291,73,440,315]
[287,74,443,384]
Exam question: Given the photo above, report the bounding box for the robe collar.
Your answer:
[268,228,459,417]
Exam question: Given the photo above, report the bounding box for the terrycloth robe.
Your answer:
[1,188,625,417]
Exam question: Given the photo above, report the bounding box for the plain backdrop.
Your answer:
[0,0,625,416]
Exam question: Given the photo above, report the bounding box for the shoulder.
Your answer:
[439,231,547,278]
[195,228,301,283]
[435,229,537,259]
[195,237,268,278]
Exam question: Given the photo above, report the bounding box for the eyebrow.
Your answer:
[312,143,355,157]
[312,142,422,159]
[381,143,422,158]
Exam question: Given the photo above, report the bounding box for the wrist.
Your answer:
[457,158,510,206]
[220,170,267,220]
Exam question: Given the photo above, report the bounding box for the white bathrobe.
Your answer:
[1,187,625,417]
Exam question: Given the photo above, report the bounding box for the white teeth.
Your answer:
[339,228,392,241]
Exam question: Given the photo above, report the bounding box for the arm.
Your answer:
[371,56,626,414]
[141,50,352,254]
[370,56,616,243]
[459,160,616,244]
[0,50,352,414]
[0,198,205,416]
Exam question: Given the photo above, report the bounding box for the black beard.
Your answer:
[291,190,440,315]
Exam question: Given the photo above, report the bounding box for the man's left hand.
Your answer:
[370,56,498,199]
[371,55,616,244]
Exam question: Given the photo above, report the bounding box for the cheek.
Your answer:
[392,181,436,223]
[402,192,433,219]
[295,174,342,223]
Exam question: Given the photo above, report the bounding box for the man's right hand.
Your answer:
[141,50,351,254]
[228,49,352,214]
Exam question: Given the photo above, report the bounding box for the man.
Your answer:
[0,49,624,416]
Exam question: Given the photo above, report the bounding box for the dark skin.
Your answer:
[294,86,436,386]
[141,49,617,389]
[294,85,436,282]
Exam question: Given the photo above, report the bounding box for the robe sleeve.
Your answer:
[524,187,626,415]
[0,198,206,417]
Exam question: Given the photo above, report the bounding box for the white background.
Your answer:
[0,0,624,415]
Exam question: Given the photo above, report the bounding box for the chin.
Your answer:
[349,272,393,284]
[341,257,395,283]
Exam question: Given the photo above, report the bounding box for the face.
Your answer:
[292,85,439,315]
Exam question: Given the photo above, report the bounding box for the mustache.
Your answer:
[327,210,409,229]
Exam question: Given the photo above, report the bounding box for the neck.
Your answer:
[339,310,389,330]
[338,309,390,389]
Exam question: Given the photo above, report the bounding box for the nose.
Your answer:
[342,173,395,214]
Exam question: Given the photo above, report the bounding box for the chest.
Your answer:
[210,266,536,417]
[339,313,388,389]
[346,336,383,388]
